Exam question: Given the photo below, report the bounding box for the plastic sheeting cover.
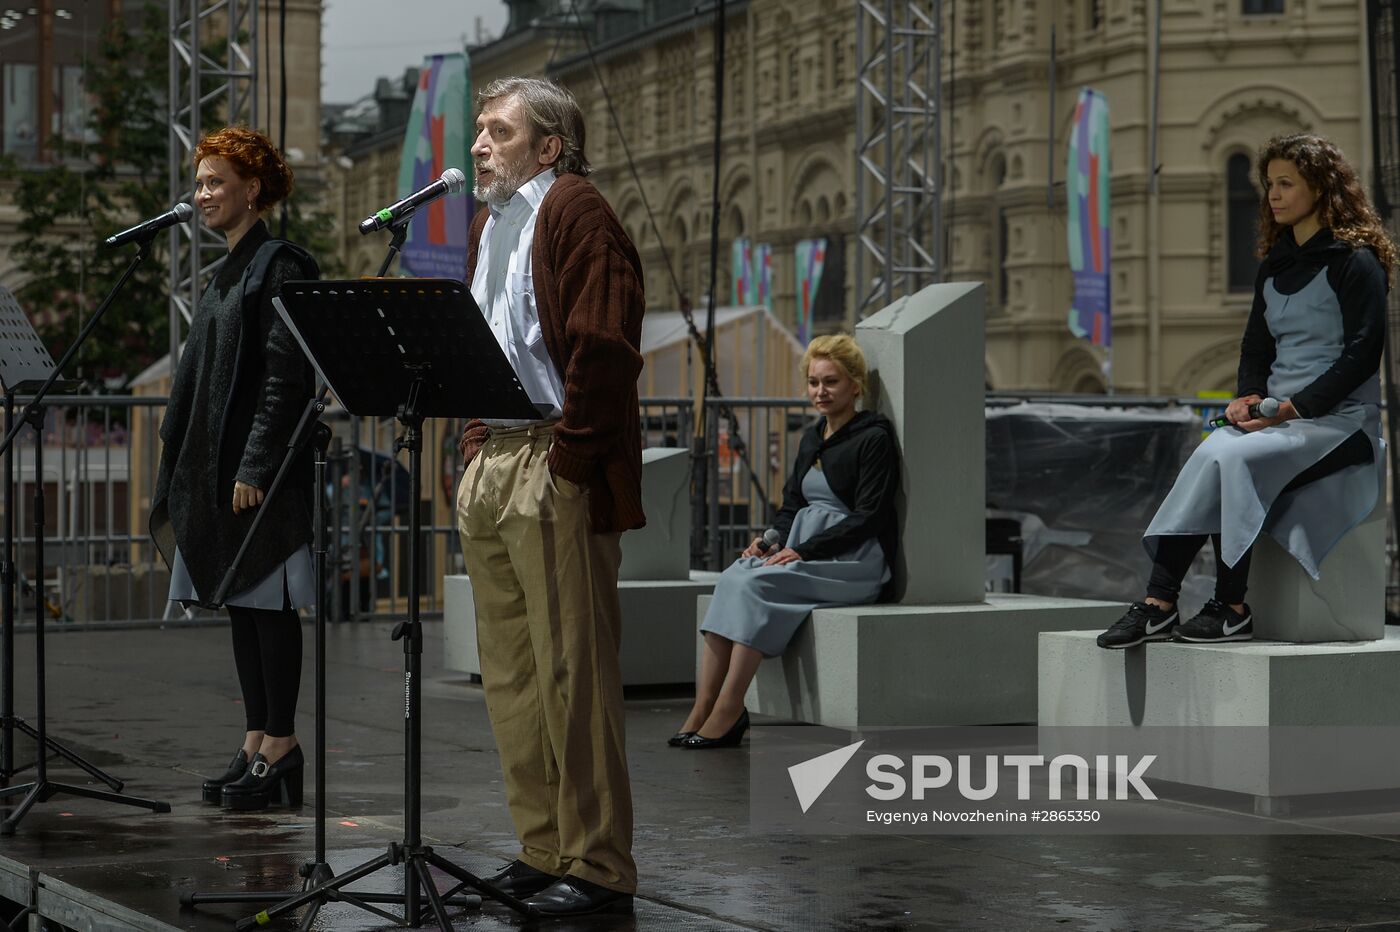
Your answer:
[986,402,1207,604]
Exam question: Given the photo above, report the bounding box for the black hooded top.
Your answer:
[1238,227,1387,418]
[772,409,900,585]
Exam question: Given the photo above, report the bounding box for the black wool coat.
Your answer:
[150,221,317,605]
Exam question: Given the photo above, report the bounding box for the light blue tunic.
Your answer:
[699,466,889,657]
[1145,267,1383,577]
[168,543,314,610]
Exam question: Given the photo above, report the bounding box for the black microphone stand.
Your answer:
[0,237,170,833]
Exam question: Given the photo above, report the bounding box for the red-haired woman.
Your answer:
[1098,133,1394,649]
[150,126,318,810]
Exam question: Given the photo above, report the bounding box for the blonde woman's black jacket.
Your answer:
[772,410,900,593]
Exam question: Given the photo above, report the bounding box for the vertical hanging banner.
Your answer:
[794,239,827,345]
[733,237,754,304]
[1067,87,1111,346]
[755,242,773,310]
[397,53,471,279]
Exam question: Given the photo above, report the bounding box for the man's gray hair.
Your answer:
[477,77,591,177]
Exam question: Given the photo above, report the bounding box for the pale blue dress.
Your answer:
[1144,267,1383,578]
[700,466,889,657]
[168,543,314,610]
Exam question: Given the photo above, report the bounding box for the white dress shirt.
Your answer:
[471,169,566,426]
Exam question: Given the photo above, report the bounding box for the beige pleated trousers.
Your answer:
[456,424,636,894]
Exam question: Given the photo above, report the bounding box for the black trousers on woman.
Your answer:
[1143,428,1373,607]
[227,605,302,737]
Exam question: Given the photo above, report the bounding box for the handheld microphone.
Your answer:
[1207,397,1280,429]
[359,168,467,234]
[102,202,194,249]
[755,528,782,555]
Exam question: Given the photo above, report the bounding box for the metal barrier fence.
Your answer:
[3,391,1388,624]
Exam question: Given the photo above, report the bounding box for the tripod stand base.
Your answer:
[0,779,170,835]
[221,843,530,931]
[1,715,125,790]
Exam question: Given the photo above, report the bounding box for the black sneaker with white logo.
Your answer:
[1096,602,1180,650]
[1172,600,1253,643]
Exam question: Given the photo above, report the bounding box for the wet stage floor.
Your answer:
[0,621,1396,930]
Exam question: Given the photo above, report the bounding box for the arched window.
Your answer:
[1227,153,1258,292]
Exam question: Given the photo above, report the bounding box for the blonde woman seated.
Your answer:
[671,335,900,749]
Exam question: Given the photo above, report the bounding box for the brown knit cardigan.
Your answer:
[460,172,647,533]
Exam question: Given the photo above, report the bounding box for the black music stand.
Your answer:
[231,279,540,931]
[0,285,171,833]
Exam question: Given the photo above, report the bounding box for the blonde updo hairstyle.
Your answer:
[801,333,869,400]
[193,126,294,212]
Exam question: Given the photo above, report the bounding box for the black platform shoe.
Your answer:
[667,730,696,747]
[221,746,304,811]
[201,749,249,803]
[682,709,749,749]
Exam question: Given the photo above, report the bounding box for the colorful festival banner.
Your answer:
[1067,87,1111,346]
[732,238,773,309]
[732,238,754,305]
[396,53,471,279]
[754,242,773,310]
[794,239,828,345]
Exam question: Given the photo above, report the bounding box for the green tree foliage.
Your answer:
[4,3,340,388]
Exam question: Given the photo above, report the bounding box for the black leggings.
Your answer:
[228,605,302,737]
[1147,535,1252,605]
[1145,429,1375,606]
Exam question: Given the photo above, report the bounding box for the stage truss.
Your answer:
[854,0,942,317]
[166,0,259,366]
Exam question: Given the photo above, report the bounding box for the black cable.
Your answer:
[561,0,771,527]
[263,0,271,133]
[565,0,684,306]
[278,0,288,238]
[702,0,725,425]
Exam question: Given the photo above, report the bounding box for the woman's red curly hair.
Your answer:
[193,126,293,212]
[1255,133,1398,286]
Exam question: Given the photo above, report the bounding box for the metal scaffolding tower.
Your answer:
[854,0,941,317]
[167,0,259,366]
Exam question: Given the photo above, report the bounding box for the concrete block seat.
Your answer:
[719,593,1125,727]
[443,447,717,686]
[1038,630,1400,803]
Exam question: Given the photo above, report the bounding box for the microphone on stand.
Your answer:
[102,202,194,249]
[1207,397,1280,429]
[358,168,467,234]
[754,528,782,555]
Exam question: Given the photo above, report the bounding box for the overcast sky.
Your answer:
[321,0,510,104]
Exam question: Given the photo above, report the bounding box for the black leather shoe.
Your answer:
[481,859,560,899]
[667,730,696,747]
[524,876,633,916]
[221,746,304,811]
[201,749,248,803]
[682,709,749,749]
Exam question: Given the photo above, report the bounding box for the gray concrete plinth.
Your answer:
[697,593,1125,727]
[857,281,985,604]
[1250,500,1386,642]
[1038,630,1400,797]
[620,447,691,581]
[444,573,717,685]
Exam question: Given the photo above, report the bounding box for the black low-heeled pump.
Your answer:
[201,749,249,803]
[221,745,305,811]
[667,730,696,747]
[682,709,749,749]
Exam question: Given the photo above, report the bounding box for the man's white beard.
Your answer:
[474,159,533,208]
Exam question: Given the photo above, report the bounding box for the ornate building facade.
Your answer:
[322,0,1370,396]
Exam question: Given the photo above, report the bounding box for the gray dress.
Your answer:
[168,543,314,610]
[700,466,890,657]
[1145,267,1383,577]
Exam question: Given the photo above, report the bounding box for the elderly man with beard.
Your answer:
[455,77,645,917]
